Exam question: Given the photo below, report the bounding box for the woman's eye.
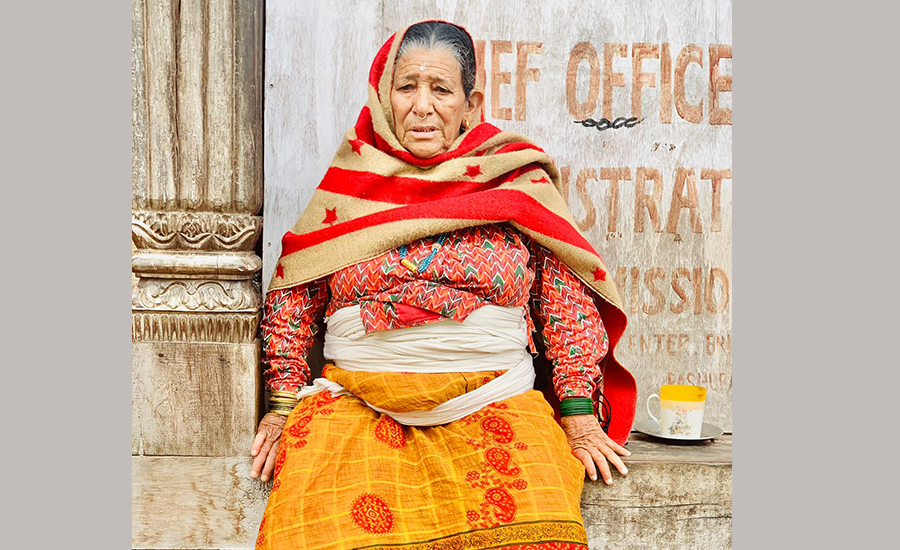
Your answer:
[436,87,450,94]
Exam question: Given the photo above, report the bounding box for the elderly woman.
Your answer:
[250,20,636,550]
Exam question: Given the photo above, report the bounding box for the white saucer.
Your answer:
[634,419,724,442]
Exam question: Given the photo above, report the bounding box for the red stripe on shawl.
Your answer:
[353,107,376,146]
[493,142,545,155]
[368,35,394,92]
[280,189,599,258]
[372,123,503,167]
[319,165,544,204]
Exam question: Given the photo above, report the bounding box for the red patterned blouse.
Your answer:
[261,224,609,401]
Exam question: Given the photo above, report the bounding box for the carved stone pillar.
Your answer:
[132,2,266,545]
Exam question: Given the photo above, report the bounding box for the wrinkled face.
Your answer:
[390,48,477,158]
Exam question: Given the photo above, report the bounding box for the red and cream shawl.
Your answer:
[269,21,637,444]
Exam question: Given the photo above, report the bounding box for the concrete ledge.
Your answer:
[132,435,732,549]
[582,434,732,550]
[132,456,268,549]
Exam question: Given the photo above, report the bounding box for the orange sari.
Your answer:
[256,366,589,550]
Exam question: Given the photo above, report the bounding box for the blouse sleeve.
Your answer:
[260,279,330,393]
[528,242,610,400]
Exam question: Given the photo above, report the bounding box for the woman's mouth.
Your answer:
[409,125,439,138]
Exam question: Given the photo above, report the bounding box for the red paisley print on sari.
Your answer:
[460,406,529,529]
[350,493,395,534]
[374,415,406,449]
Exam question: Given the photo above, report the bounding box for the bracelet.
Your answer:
[269,390,300,417]
[269,396,299,403]
[559,397,594,417]
[270,390,300,399]
[269,402,298,415]
[269,406,298,413]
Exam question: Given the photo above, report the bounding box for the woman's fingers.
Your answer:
[259,440,280,482]
[573,449,598,481]
[599,442,629,476]
[560,415,633,484]
[587,446,613,485]
[602,436,631,457]
[250,430,267,457]
[250,439,273,479]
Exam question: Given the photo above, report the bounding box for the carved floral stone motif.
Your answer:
[132,211,262,252]
[132,311,261,344]
[133,279,260,312]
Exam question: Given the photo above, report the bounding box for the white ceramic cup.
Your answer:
[646,385,707,438]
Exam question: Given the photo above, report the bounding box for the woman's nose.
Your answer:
[412,86,434,117]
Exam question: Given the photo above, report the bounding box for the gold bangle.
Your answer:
[270,403,299,410]
[269,397,300,403]
[269,389,299,417]
[269,396,299,403]
[269,399,299,407]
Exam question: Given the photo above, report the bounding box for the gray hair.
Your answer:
[396,21,476,99]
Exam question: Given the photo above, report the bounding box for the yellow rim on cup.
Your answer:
[660,384,706,402]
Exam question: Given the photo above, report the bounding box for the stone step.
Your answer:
[582,434,732,550]
[132,434,732,549]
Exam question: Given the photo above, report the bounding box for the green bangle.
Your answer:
[559,397,594,417]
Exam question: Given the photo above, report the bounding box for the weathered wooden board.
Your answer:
[583,434,731,549]
[132,342,260,456]
[264,1,732,429]
[262,0,382,285]
[131,436,730,550]
[132,0,148,208]
[622,433,731,465]
[133,0,263,213]
[132,456,270,549]
[582,465,732,550]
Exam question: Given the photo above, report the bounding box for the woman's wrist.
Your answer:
[559,397,594,417]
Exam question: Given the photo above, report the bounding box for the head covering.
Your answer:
[270,21,636,444]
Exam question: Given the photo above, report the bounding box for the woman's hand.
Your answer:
[560,414,631,485]
[250,413,287,481]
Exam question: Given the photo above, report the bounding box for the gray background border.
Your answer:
[0,1,894,548]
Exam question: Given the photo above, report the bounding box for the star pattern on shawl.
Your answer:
[465,164,482,178]
[323,208,338,225]
[531,176,550,184]
[349,139,365,155]
[275,264,285,279]
[592,266,607,281]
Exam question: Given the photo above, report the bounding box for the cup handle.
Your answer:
[646,394,661,424]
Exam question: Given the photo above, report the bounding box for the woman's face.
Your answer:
[390,48,482,158]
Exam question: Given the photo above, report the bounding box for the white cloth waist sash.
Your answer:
[295,304,535,426]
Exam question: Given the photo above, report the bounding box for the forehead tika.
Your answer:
[394,58,460,86]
